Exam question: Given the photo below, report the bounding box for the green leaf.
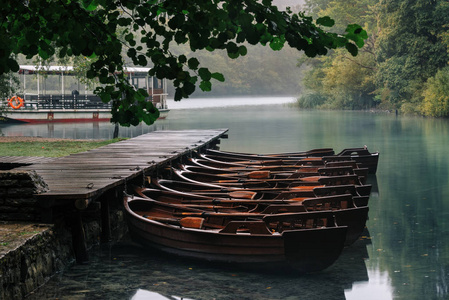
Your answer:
[38,49,50,60]
[125,33,134,42]
[179,55,187,64]
[127,48,137,58]
[7,59,19,72]
[199,80,212,91]
[174,88,183,100]
[188,58,200,70]
[316,16,335,27]
[82,0,98,11]
[137,55,147,66]
[269,37,284,51]
[304,45,317,57]
[183,81,196,95]
[118,18,132,26]
[345,43,358,56]
[177,71,187,80]
[198,68,211,81]
[345,24,368,47]
[226,42,239,55]
[211,72,225,82]
[100,92,111,103]
[238,46,247,56]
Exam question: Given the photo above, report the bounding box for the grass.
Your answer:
[0,138,126,157]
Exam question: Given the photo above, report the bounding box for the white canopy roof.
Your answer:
[19,65,151,74]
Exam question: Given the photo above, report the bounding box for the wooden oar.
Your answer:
[173,211,263,218]
[179,204,249,212]
[143,216,204,229]
[175,199,306,206]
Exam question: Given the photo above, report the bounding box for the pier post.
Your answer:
[71,211,89,263]
[100,197,111,242]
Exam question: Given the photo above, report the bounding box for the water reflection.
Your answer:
[27,237,371,300]
[131,289,192,300]
[4,101,449,299]
[345,269,393,300]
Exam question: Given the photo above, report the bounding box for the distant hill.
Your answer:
[164,0,308,98]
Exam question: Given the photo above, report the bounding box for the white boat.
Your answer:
[1,65,169,123]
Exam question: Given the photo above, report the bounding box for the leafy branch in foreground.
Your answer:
[1,0,367,126]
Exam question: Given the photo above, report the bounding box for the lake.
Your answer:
[5,97,448,299]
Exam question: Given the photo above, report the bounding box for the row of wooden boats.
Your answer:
[124,146,379,273]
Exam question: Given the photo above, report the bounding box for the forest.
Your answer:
[166,0,449,118]
[297,0,449,117]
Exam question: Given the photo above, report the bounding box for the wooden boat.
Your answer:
[124,195,348,272]
[171,168,372,197]
[152,178,370,207]
[203,146,379,174]
[195,152,372,182]
[134,187,369,245]
[179,161,369,184]
[188,155,366,173]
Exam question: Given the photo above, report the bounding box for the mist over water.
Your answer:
[4,97,449,299]
[166,96,296,109]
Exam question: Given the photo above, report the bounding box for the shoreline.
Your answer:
[0,136,104,143]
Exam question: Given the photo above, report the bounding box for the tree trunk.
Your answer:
[113,123,119,139]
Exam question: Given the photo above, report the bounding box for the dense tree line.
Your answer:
[298,0,449,117]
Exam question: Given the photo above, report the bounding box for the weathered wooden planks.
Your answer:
[15,129,228,207]
[0,156,56,164]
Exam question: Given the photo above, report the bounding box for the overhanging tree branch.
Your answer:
[1,0,368,126]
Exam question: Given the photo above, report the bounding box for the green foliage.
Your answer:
[422,67,449,117]
[1,0,367,126]
[0,72,19,116]
[302,0,449,115]
[300,0,378,110]
[296,92,327,108]
[375,0,449,110]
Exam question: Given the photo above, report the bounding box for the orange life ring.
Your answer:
[8,96,24,109]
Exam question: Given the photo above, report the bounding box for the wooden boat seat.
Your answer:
[219,221,272,235]
[259,204,307,214]
[318,166,354,176]
[263,211,335,230]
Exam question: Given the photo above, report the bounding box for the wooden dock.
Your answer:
[16,129,228,207]
[4,129,228,262]
[0,156,56,170]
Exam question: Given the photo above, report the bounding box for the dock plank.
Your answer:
[15,129,228,206]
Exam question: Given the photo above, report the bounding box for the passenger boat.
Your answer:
[124,195,348,272]
[134,187,369,245]
[1,65,169,123]
[202,146,379,174]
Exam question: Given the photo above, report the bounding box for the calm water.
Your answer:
[5,97,449,299]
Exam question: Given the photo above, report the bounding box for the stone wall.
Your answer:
[0,170,128,299]
[0,222,73,300]
[0,170,48,222]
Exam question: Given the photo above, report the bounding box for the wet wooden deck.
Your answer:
[0,156,56,168]
[15,129,229,208]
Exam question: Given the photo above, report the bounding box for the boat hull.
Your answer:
[1,108,169,123]
[124,198,347,273]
